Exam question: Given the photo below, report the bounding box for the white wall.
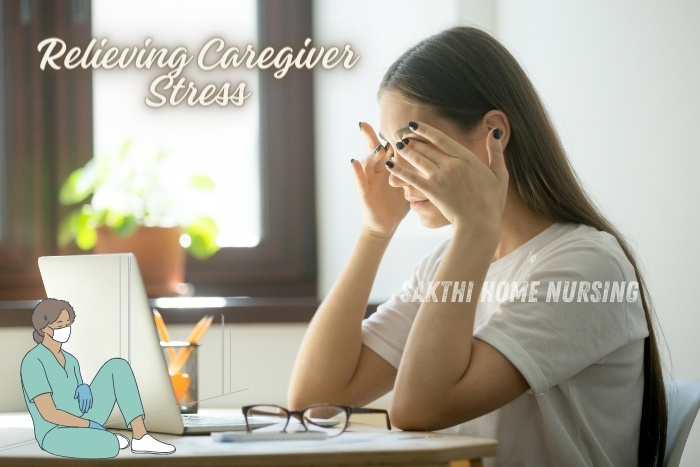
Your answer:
[491,2,700,465]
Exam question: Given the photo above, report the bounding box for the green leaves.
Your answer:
[184,216,220,259]
[110,215,140,237]
[58,207,97,249]
[57,140,220,258]
[58,161,97,205]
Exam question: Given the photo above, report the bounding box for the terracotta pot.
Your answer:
[94,226,187,297]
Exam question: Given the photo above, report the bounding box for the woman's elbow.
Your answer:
[287,379,329,411]
[287,375,310,409]
[389,391,447,432]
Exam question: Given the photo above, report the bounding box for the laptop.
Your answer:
[37,253,273,435]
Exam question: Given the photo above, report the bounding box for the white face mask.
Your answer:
[51,326,71,343]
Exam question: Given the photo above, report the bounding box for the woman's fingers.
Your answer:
[352,121,390,196]
[385,159,429,192]
[353,122,411,237]
[359,121,388,169]
[401,121,508,184]
[359,121,381,150]
[392,139,441,177]
[350,158,367,189]
[405,120,473,162]
[386,121,509,227]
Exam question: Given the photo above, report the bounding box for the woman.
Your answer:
[288,26,666,466]
[20,298,175,458]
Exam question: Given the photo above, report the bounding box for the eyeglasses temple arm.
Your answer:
[349,407,392,430]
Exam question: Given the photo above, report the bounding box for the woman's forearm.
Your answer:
[288,228,393,408]
[392,225,498,420]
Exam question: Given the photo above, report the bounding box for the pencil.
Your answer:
[168,315,213,375]
[189,315,213,345]
[185,315,211,344]
[153,309,176,361]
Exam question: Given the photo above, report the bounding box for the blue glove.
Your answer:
[88,420,105,430]
[74,384,93,413]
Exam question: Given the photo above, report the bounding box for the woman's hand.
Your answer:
[386,121,508,235]
[351,122,410,238]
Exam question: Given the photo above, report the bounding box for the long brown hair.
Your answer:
[380,26,666,466]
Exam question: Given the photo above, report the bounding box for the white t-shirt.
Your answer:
[362,223,648,467]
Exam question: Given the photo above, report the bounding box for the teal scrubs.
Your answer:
[20,344,145,459]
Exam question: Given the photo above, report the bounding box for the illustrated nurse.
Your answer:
[20,298,175,458]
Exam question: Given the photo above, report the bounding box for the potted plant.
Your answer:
[58,140,220,296]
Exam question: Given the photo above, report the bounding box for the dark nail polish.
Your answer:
[350,158,355,163]
[384,142,390,151]
[408,121,418,131]
[493,128,501,140]
[386,160,395,168]
[374,144,382,153]
[402,138,410,146]
[396,141,405,150]
[359,122,363,131]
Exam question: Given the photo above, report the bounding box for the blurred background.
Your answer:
[1,1,699,464]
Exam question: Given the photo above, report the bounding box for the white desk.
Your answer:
[0,412,497,466]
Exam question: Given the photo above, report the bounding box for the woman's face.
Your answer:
[43,309,71,340]
[378,91,491,228]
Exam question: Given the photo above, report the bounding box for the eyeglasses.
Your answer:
[241,404,391,437]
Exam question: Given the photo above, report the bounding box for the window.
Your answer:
[92,0,262,248]
[0,0,316,305]
[189,0,317,297]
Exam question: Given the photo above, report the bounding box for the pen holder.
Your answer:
[161,341,199,414]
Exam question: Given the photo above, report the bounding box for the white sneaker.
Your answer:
[131,434,176,455]
[114,433,130,449]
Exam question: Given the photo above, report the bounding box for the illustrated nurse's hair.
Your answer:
[32,298,76,343]
[379,26,667,467]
